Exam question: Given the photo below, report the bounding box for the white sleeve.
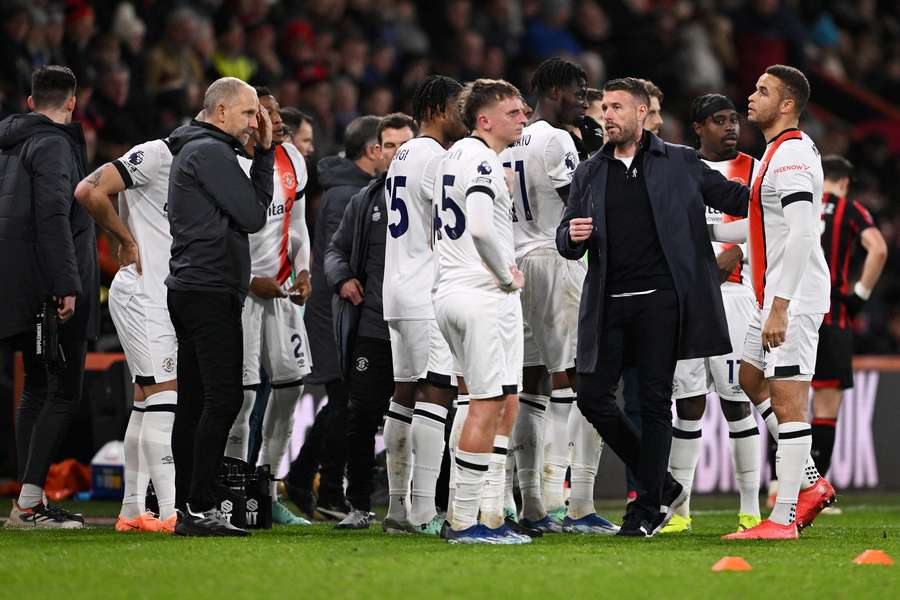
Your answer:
[544,130,579,190]
[467,189,513,289]
[774,200,817,302]
[770,143,815,203]
[114,141,162,189]
[708,220,748,243]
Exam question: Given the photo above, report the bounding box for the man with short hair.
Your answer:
[381,77,468,535]
[284,115,382,521]
[226,88,313,526]
[281,107,315,158]
[328,113,416,529]
[719,65,834,540]
[166,77,274,537]
[558,77,749,537]
[636,78,664,136]
[662,94,763,535]
[1,65,98,530]
[810,156,886,486]
[435,79,529,544]
[73,121,182,534]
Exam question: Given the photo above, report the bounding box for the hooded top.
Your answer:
[164,120,275,300]
[0,112,98,340]
[303,155,373,384]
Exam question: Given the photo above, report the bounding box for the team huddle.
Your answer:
[39,56,855,543]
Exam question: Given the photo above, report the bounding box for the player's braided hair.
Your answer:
[530,57,587,97]
[412,75,463,124]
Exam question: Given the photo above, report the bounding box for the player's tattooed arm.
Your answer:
[75,163,141,272]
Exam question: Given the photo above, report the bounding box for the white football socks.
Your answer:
[757,398,821,491]
[567,403,603,520]
[505,449,517,517]
[260,385,301,498]
[514,393,548,521]
[543,388,574,512]
[120,400,146,519]
[771,422,812,525]
[727,413,761,518]
[669,416,702,519]
[446,396,469,523]
[409,402,447,526]
[141,392,176,519]
[224,389,256,460]
[17,483,43,511]
[479,435,509,529]
[450,448,488,531]
[383,400,413,522]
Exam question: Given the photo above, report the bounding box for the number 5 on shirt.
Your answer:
[433,174,466,242]
[386,175,408,238]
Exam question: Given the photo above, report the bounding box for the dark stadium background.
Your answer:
[1,0,899,490]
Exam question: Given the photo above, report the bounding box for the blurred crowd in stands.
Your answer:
[1,0,899,353]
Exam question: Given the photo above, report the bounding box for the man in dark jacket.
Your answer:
[284,115,381,520]
[0,66,98,529]
[165,77,274,537]
[556,78,748,536]
[327,114,415,529]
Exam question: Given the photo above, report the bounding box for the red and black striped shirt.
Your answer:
[820,192,876,328]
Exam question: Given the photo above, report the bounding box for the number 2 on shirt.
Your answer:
[502,159,533,222]
[386,176,408,238]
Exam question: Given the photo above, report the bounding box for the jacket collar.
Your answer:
[598,129,666,161]
[190,119,247,154]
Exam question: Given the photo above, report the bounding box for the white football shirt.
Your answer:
[113,140,173,306]
[237,143,309,284]
[703,152,758,292]
[500,120,579,259]
[383,136,445,320]
[750,130,830,315]
[433,136,516,298]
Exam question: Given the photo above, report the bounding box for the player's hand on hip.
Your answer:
[118,241,141,275]
[762,303,788,352]
[569,217,593,243]
[256,102,273,150]
[501,265,525,292]
[288,270,312,306]
[250,276,287,299]
[57,295,76,323]
[340,278,364,305]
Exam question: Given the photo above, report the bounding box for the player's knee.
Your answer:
[675,395,706,420]
[720,399,751,421]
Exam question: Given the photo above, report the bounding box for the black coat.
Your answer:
[165,120,274,300]
[324,172,388,380]
[556,133,749,373]
[0,113,97,341]
[303,156,373,384]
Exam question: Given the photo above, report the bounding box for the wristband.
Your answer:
[853,281,872,301]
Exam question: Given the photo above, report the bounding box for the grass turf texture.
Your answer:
[1,493,898,599]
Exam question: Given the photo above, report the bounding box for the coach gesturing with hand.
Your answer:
[557,78,748,537]
[165,78,275,537]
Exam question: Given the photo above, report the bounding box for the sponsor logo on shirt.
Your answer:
[477,161,492,175]
[565,152,576,171]
[773,163,810,174]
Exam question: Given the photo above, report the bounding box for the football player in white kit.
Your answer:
[381,76,469,535]
[225,89,313,525]
[713,66,835,540]
[434,79,528,544]
[500,58,617,535]
[74,135,181,533]
[662,94,763,535]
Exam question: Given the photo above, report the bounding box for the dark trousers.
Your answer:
[576,290,679,520]
[6,327,86,487]
[287,378,349,503]
[168,289,244,512]
[345,336,393,511]
[622,367,641,493]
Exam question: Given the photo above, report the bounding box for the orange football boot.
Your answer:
[115,514,142,532]
[722,519,798,540]
[157,513,177,534]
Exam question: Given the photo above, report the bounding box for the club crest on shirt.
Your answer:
[565,152,576,171]
[477,161,492,175]
[356,356,369,372]
[162,357,175,373]
[128,150,144,165]
[282,171,296,189]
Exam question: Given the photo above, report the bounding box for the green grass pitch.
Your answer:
[1,493,898,600]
